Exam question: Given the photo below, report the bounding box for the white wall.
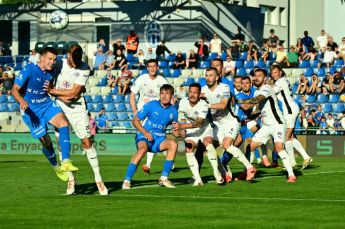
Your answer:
[324,0,345,43]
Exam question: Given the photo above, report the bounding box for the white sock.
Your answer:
[285,140,297,166]
[67,172,75,181]
[146,152,154,167]
[250,152,255,164]
[186,153,201,181]
[205,144,220,174]
[85,145,102,182]
[278,150,295,177]
[293,138,310,160]
[227,145,252,169]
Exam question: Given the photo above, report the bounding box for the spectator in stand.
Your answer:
[286,45,299,68]
[307,113,317,134]
[232,27,245,44]
[98,108,108,131]
[133,49,145,69]
[275,45,287,67]
[301,31,314,51]
[194,38,209,61]
[322,72,332,95]
[317,116,328,135]
[331,71,345,94]
[223,55,235,77]
[327,36,338,52]
[173,51,186,69]
[112,39,126,54]
[209,32,222,55]
[340,111,345,130]
[308,74,321,95]
[337,37,345,62]
[104,50,115,70]
[144,47,156,65]
[28,49,40,64]
[97,38,108,53]
[268,29,280,52]
[0,71,14,94]
[0,41,5,56]
[296,38,307,61]
[326,113,336,134]
[297,74,309,94]
[247,40,258,61]
[114,49,127,70]
[107,70,116,88]
[156,40,173,60]
[228,27,245,59]
[317,45,337,68]
[0,65,3,78]
[115,64,133,95]
[305,46,317,61]
[126,30,139,54]
[186,49,199,70]
[260,41,270,63]
[94,47,106,70]
[317,30,329,53]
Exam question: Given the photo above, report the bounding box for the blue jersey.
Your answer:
[234,87,256,121]
[137,100,178,135]
[14,64,53,105]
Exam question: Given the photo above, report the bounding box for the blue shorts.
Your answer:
[240,125,254,140]
[22,100,63,139]
[135,132,166,153]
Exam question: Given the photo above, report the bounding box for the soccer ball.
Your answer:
[49,10,69,30]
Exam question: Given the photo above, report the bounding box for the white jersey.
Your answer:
[55,59,90,110]
[178,97,209,135]
[255,84,285,126]
[273,77,299,115]
[201,83,237,122]
[131,73,168,110]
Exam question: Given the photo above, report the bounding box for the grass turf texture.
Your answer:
[0,154,345,228]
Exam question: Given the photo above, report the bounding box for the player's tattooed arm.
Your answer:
[238,95,266,110]
[172,117,205,130]
[209,97,229,110]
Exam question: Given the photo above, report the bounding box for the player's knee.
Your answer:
[82,138,92,149]
[169,140,178,151]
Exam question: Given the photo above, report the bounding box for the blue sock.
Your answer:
[124,162,138,181]
[42,146,57,167]
[59,126,71,161]
[220,151,232,166]
[161,160,174,177]
[272,151,279,163]
[254,149,260,160]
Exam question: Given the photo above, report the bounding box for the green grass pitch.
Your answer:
[0,154,345,228]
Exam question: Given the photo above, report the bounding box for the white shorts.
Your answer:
[185,124,213,144]
[56,100,91,139]
[246,120,257,130]
[213,118,241,143]
[252,124,286,144]
[284,112,298,129]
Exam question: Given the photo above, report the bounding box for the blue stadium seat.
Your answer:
[317,94,329,103]
[128,112,134,120]
[86,103,93,111]
[220,52,227,61]
[168,61,175,68]
[0,56,13,64]
[7,96,15,103]
[113,94,124,103]
[104,103,115,112]
[238,52,248,61]
[115,103,126,112]
[0,95,7,103]
[119,121,132,128]
[124,94,130,103]
[110,87,119,94]
[333,103,345,113]
[268,52,276,61]
[199,61,211,69]
[166,54,176,62]
[316,67,326,76]
[126,53,135,62]
[321,103,333,113]
[254,60,266,68]
[234,60,243,68]
[329,94,340,103]
[170,69,181,78]
[306,94,317,103]
[14,63,22,71]
[309,60,320,68]
[158,61,168,69]
[266,60,274,67]
[293,94,302,101]
[291,84,298,94]
[181,78,195,86]
[97,78,107,87]
[195,77,206,87]
[329,66,337,74]
[91,95,102,103]
[162,68,171,77]
[92,103,103,112]
[139,69,148,76]
[0,103,9,112]
[117,112,129,121]
[333,59,344,68]
[299,60,310,68]
[208,52,219,60]
[7,103,19,112]
[236,68,247,77]
[102,95,112,103]
[125,103,132,111]
[84,95,91,103]
[304,67,314,77]
[243,60,254,69]
[107,112,117,121]
[109,121,120,127]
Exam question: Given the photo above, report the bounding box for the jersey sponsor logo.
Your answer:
[17,73,23,81]
[62,80,71,89]
[36,77,42,82]
[74,72,80,78]
[194,111,199,116]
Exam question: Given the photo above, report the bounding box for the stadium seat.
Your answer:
[317,94,329,103]
[291,84,298,94]
[321,103,333,113]
[7,96,15,103]
[14,63,22,71]
[104,103,115,112]
[316,67,326,76]
[309,60,320,68]
[0,103,8,112]
[333,103,345,113]
[220,51,227,61]
[84,95,91,103]
[97,78,107,87]
[199,61,211,69]
[102,95,113,103]
[306,94,317,103]
[268,52,276,61]
[0,56,13,64]
[7,103,19,112]
[119,121,132,128]
[329,94,340,103]
[304,67,314,77]
[166,54,176,62]
[86,103,93,111]
[328,66,337,74]
[234,60,243,68]
[92,103,103,112]
[181,78,195,86]
[333,59,344,68]
[110,87,119,94]
[107,112,117,121]
[265,60,274,67]
[35,42,46,52]
[117,112,129,121]
[67,41,79,49]
[113,94,124,103]
[91,95,102,103]
[243,60,254,69]
[115,103,126,112]
[299,60,310,68]
[125,103,132,111]
[158,61,168,69]
[208,52,219,60]
[124,94,130,103]
[238,52,248,61]
[128,112,134,120]
[139,69,148,76]
[0,95,7,103]
[254,60,266,68]
[55,41,67,54]
[170,69,181,78]
[162,68,171,77]
[194,77,206,87]
[45,41,56,48]
[236,68,247,77]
